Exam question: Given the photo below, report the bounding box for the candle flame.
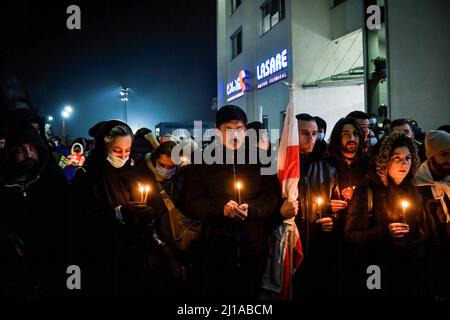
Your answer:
[145,185,150,192]
[139,186,144,193]
[317,197,323,206]
[236,182,242,190]
[401,200,409,210]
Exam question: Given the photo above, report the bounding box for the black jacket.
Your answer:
[185,144,280,299]
[0,124,68,299]
[297,152,340,255]
[292,152,341,299]
[345,177,438,298]
[417,180,450,298]
[142,154,191,251]
[327,153,369,190]
[186,145,280,258]
[69,120,158,299]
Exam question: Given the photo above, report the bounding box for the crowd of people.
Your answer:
[0,97,449,300]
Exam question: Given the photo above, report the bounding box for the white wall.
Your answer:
[295,85,365,140]
[387,0,450,130]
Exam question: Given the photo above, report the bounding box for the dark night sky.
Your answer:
[1,0,217,138]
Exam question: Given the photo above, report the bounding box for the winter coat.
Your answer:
[416,161,450,298]
[293,152,341,299]
[185,144,280,299]
[345,176,438,299]
[0,124,68,299]
[69,120,159,299]
[327,153,369,191]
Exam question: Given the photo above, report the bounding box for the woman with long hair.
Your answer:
[345,132,437,299]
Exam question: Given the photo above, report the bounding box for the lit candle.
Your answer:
[317,197,323,219]
[144,185,150,204]
[342,186,356,201]
[401,200,409,223]
[139,185,144,203]
[236,182,242,205]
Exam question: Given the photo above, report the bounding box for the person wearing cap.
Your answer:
[416,130,450,299]
[185,105,280,300]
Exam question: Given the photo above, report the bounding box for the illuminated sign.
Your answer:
[256,49,288,81]
[257,72,288,89]
[226,70,251,102]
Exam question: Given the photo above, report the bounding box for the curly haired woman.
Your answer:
[344,132,437,299]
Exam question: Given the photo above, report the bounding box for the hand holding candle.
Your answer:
[224,200,247,221]
[316,197,333,232]
[388,199,410,238]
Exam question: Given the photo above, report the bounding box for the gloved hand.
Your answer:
[120,201,155,225]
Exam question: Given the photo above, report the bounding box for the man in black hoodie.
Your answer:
[0,123,68,299]
[327,117,370,298]
[185,105,280,300]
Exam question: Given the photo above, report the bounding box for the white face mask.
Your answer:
[106,153,129,168]
[155,162,176,179]
[317,133,325,141]
[370,137,378,146]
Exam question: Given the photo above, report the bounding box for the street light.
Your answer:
[61,105,73,144]
[64,105,73,113]
[120,87,129,123]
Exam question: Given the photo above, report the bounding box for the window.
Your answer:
[231,27,243,59]
[261,0,285,34]
[263,115,269,131]
[231,0,242,14]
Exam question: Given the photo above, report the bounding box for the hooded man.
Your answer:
[0,124,68,299]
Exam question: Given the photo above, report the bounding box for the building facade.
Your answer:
[217,0,450,135]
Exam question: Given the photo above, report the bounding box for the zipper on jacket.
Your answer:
[5,175,40,198]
